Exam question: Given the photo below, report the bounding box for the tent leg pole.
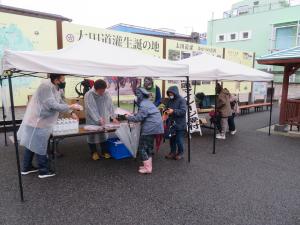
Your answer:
[186,76,191,163]
[8,75,24,202]
[213,80,217,154]
[0,76,8,146]
[268,81,274,136]
[117,78,120,108]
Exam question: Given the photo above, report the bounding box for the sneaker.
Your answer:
[92,152,100,161]
[216,134,226,140]
[38,171,56,179]
[230,130,237,135]
[21,166,39,175]
[165,153,176,160]
[175,154,184,160]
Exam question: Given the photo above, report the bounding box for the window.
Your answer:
[216,34,226,42]
[275,26,297,50]
[229,32,238,41]
[239,31,252,40]
[238,5,250,15]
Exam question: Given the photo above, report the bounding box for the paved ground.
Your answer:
[1,108,300,225]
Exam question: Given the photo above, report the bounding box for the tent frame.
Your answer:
[3,70,193,202]
[0,76,8,146]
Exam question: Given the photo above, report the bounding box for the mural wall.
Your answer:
[0,12,57,106]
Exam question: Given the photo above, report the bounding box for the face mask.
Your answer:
[58,81,66,89]
[169,95,174,99]
[144,83,153,90]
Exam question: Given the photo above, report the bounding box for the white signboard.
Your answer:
[252,82,267,101]
[179,81,202,135]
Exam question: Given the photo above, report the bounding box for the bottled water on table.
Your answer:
[53,118,79,135]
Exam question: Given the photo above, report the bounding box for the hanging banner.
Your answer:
[179,81,202,135]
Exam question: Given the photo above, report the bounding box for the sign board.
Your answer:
[252,82,267,101]
[62,23,163,58]
[224,48,254,68]
[179,81,202,135]
[166,39,223,61]
[62,23,163,98]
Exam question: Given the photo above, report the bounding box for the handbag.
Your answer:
[164,119,177,139]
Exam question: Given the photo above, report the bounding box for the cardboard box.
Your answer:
[62,97,85,119]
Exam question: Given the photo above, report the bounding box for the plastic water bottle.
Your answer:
[75,119,79,131]
[57,119,62,133]
[66,119,71,131]
[69,119,74,131]
[73,119,78,130]
[61,119,67,133]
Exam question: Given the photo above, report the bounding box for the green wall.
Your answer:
[207,5,300,70]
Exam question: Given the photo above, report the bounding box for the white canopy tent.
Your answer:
[1,38,188,77]
[159,53,274,155]
[1,39,190,202]
[160,53,273,81]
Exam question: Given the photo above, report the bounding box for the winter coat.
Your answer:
[127,88,163,136]
[230,94,240,114]
[217,88,232,118]
[166,86,187,131]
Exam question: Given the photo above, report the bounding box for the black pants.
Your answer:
[228,113,236,132]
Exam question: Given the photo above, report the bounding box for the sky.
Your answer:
[2,0,238,34]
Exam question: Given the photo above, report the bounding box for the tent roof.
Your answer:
[257,46,300,65]
[162,53,273,81]
[1,39,188,77]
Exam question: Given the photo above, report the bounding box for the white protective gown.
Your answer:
[17,80,70,155]
[84,88,116,144]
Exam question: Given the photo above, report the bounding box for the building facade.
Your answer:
[108,23,207,44]
[207,0,300,83]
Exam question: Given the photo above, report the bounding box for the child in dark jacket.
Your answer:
[164,86,187,160]
[126,88,164,174]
